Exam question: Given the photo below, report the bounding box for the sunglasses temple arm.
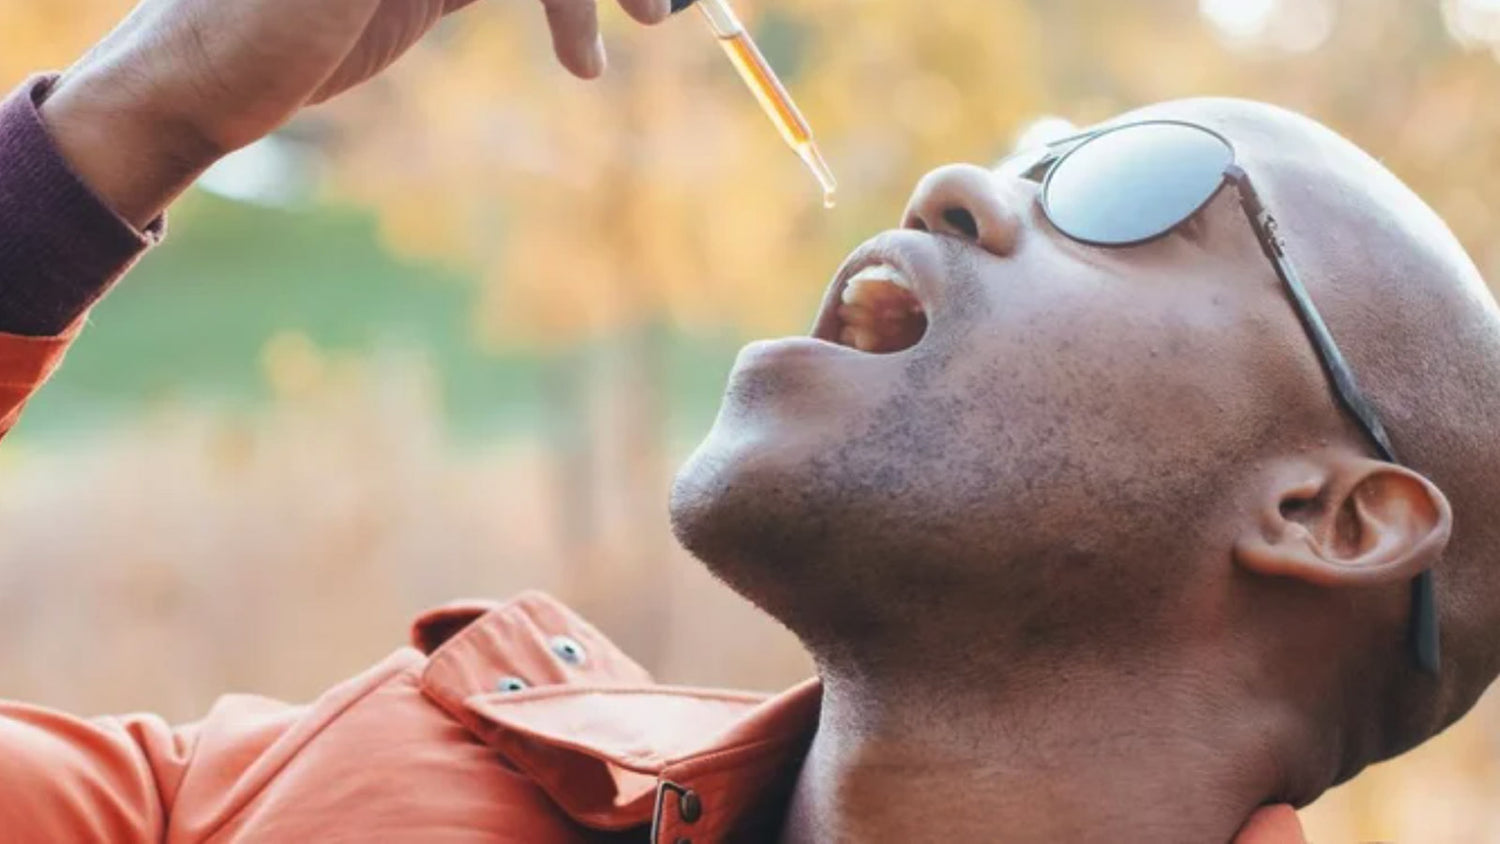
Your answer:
[1228,168,1441,677]
[1412,570,1440,675]
[1229,170,1397,459]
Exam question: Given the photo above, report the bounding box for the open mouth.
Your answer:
[835,264,929,353]
[811,232,942,356]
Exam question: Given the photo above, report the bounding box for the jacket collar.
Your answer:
[413,593,819,840]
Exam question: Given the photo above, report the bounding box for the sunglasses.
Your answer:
[1003,120,1439,676]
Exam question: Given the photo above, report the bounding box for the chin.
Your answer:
[670,427,777,564]
[669,421,831,604]
[670,423,950,650]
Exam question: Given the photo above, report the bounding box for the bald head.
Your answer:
[1136,98,1500,761]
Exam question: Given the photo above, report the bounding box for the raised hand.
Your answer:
[41,0,670,226]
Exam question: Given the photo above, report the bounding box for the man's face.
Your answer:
[670,103,1334,642]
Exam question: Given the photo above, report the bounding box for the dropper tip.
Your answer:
[799,142,838,210]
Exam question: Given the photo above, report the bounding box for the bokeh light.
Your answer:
[1199,0,1336,53]
[197,136,315,208]
[1444,0,1500,53]
[1199,0,1275,41]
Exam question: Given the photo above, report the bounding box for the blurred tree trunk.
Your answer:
[608,318,672,669]
[544,348,598,599]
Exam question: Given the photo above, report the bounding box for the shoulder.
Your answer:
[170,592,655,840]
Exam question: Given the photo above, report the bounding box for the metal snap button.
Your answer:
[679,790,702,823]
[549,635,587,666]
[496,676,529,693]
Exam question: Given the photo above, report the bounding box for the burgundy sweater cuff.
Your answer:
[0,74,164,337]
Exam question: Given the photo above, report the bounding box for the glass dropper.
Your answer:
[687,0,838,208]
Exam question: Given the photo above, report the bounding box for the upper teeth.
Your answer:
[841,263,922,311]
[843,264,914,299]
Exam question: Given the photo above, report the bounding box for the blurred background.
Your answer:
[1,0,1498,838]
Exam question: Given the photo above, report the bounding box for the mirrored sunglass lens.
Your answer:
[1043,124,1233,245]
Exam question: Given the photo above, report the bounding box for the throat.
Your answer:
[777,669,1285,844]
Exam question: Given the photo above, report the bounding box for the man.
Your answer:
[0,0,1494,841]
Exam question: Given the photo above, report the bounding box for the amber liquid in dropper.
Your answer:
[716,31,838,208]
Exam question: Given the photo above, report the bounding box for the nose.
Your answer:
[901,164,1023,257]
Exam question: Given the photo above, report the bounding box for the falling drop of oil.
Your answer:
[796,142,838,211]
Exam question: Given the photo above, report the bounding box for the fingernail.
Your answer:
[587,35,607,77]
[654,0,673,20]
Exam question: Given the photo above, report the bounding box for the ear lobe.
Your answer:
[1234,457,1452,589]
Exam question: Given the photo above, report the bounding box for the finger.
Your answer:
[614,0,671,26]
[540,0,606,79]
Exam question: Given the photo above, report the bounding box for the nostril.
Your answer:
[942,207,980,240]
[902,163,1020,254]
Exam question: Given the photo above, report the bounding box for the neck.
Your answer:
[778,655,1285,844]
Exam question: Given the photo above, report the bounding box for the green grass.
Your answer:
[10,192,744,445]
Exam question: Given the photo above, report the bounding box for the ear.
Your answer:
[1234,455,1452,588]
